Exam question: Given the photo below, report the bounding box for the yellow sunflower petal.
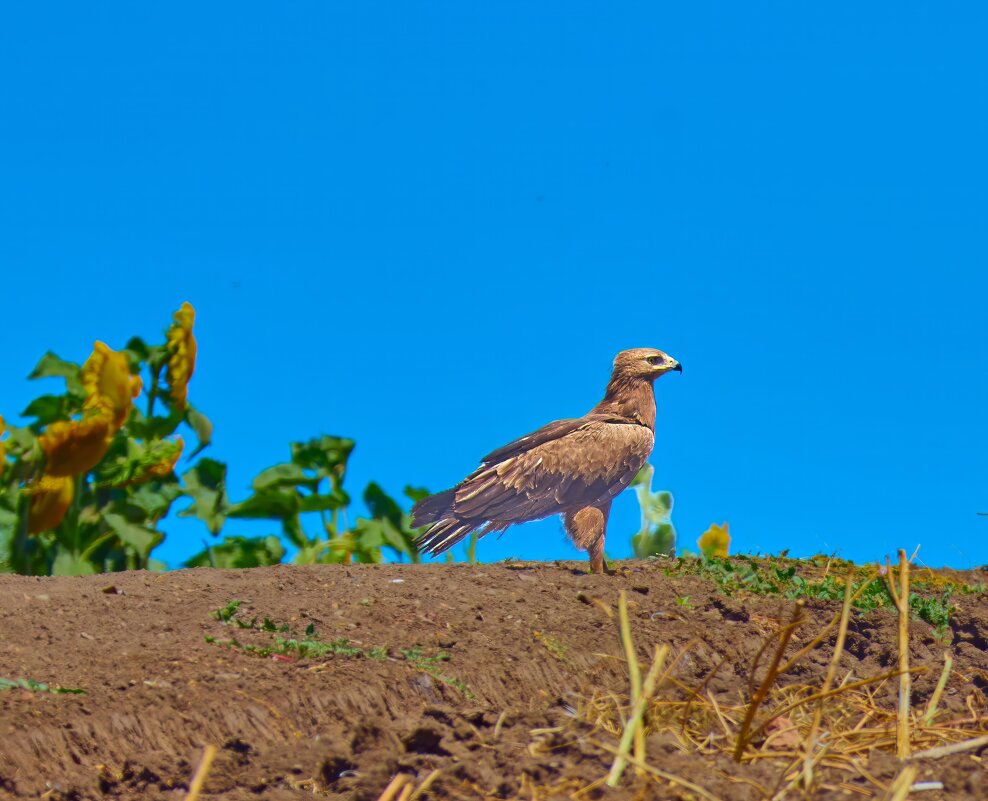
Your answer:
[698,522,731,559]
[81,341,141,430]
[39,415,112,477]
[166,302,197,409]
[25,475,75,534]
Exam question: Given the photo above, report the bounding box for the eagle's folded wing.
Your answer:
[414,421,653,556]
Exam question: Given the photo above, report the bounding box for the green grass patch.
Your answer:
[0,677,85,695]
[401,647,475,700]
[663,554,983,638]
[205,600,472,697]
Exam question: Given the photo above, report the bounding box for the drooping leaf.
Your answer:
[185,405,213,457]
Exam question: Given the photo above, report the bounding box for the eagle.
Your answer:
[412,348,682,573]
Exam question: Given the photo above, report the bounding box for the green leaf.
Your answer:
[227,489,299,520]
[128,405,184,440]
[51,550,97,576]
[0,503,17,569]
[95,438,184,487]
[20,394,82,427]
[290,435,354,478]
[103,513,163,558]
[403,485,431,504]
[128,481,183,518]
[184,535,285,569]
[252,463,312,492]
[124,336,151,362]
[28,352,83,394]
[297,488,349,513]
[364,482,403,529]
[180,458,229,535]
[185,405,213,458]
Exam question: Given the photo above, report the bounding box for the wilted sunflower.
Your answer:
[25,475,75,534]
[81,341,142,430]
[166,302,197,409]
[39,415,113,477]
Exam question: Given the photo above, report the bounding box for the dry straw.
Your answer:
[568,556,985,799]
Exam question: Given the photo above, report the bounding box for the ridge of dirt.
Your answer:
[0,561,986,800]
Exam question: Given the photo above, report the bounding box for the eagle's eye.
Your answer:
[646,355,663,365]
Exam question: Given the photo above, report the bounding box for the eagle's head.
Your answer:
[613,348,682,381]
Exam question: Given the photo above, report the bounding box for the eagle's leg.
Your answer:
[564,502,612,574]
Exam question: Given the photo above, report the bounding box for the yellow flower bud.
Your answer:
[698,522,731,559]
[166,302,197,409]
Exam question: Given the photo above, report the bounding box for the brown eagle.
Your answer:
[412,348,681,573]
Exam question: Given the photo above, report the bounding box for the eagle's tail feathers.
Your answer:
[415,517,478,556]
[411,488,456,527]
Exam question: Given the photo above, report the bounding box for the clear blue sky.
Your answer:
[2,3,986,568]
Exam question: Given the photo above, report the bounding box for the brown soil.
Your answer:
[0,561,986,800]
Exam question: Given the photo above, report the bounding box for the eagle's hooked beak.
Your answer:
[672,361,682,373]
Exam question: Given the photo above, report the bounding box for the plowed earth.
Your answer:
[1,561,986,800]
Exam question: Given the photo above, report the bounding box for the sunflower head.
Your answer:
[166,302,197,409]
[25,475,75,534]
[39,415,113,477]
[82,341,142,430]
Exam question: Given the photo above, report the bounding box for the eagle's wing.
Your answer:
[414,419,654,556]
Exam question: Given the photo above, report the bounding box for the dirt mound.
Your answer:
[0,561,985,800]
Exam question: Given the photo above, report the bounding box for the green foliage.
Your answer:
[183,437,425,566]
[0,677,85,694]
[185,535,285,569]
[0,311,210,576]
[1,309,428,574]
[401,647,475,699]
[664,553,982,636]
[630,464,676,559]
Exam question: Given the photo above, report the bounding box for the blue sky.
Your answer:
[2,3,986,568]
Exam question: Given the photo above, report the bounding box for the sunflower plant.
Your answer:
[0,303,427,575]
[0,304,209,575]
[181,436,425,567]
